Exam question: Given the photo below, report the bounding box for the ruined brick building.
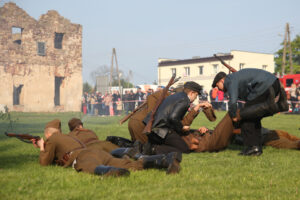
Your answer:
[0,3,82,112]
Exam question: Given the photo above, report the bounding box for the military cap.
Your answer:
[68,118,83,131]
[45,119,61,130]
[183,81,203,94]
[212,72,227,88]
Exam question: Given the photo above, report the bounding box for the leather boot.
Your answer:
[106,136,133,147]
[110,140,143,159]
[276,86,289,112]
[142,152,182,174]
[239,145,262,156]
[141,142,157,155]
[240,87,279,120]
[94,165,130,177]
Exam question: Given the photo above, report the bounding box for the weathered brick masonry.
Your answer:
[0,3,82,112]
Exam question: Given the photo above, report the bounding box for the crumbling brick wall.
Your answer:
[0,3,82,112]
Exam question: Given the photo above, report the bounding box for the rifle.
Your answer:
[142,74,181,134]
[119,102,147,125]
[5,132,40,144]
[213,54,237,73]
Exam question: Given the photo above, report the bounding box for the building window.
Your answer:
[262,65,267,70]
[213,64,218,74]
[37,42,46,56]
[199,66,204,75]
[12,27,23,45]
[54,32,64,49]
[171,68,176,76]
[13,85,24,105]
[184,67,190,76]
[239,63,245,70]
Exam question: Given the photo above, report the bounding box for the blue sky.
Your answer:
[1,0,300,85]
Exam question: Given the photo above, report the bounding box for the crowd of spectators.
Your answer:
[288,83,300,113]
[81,87,157,116]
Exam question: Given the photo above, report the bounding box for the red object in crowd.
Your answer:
[83,105,87,114]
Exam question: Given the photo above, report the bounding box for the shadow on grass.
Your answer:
[0,154,38,169]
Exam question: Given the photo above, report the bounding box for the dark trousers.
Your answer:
[148,131,190,154]
[241,79,280,146]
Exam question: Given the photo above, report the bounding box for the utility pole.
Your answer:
[282,23,293,75]
[109,48,121,94]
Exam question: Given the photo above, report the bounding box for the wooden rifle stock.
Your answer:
[5,132,41,143]
[142,74,179,134]
[119,102,147,125]
[213,54,237,73]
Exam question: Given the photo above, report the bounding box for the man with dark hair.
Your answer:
[212,69,288,156]
[142,81,211,154]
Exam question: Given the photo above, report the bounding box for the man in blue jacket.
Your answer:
[212,69,288,156]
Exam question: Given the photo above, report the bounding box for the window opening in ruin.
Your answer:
[54,77,64,106]
[54,33,64,49]
[12,27,23,45]
[13,84,24,105]
[37,42,46,56]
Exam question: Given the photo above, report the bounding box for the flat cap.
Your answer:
[212,72,227,88]
[68,118,83,131]
[183,81,203,94]
[45,119,61,130]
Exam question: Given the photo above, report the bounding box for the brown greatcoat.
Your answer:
[40,132,143,174]
[182,113,300,152]
[68,127,119,153]
[128,90,202,144]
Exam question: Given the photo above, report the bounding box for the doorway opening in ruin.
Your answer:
[12,27,23,45]
[54,77,64,106]
[13,84,24,105]
[54,32,64,49]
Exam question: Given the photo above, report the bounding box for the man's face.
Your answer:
[216,79,224,91]
[189,91,198,103]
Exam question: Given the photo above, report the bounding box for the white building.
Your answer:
[158,50,274,92]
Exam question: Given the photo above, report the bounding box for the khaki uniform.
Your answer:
[40,132,143,174]
[68,128,119,153]
[182,113,300,152]
[263,130,300,149]
[128,90,200,143]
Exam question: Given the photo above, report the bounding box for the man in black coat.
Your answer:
[142,81,211,154]
[212,69,288,156]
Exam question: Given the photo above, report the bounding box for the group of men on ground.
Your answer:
[33,68,300,178]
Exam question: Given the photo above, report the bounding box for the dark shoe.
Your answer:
[106,136,133,147]
[142,152,182,174]
[110,148,136,159]
[239,146,262,156]
[94,165,130,177]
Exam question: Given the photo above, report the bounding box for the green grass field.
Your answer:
[0,111,300,200]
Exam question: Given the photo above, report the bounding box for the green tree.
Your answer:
[274,35,300,74]
[83,82,93,93]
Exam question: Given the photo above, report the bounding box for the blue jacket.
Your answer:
[224,68,276,118]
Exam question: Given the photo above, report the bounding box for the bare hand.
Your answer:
[182,126,190,132]
[36,138,45,151]
[198,127,208,134]
[194,102,212,111]
[232,117,238,122]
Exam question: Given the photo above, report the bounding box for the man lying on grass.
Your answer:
[182,113,300,152]
[32,119,182,177]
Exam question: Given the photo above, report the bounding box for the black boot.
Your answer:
[276,86,289,112]
[240,87,279,120]
[94,165,130,177]
[141,142,157,155]
[142,152,182,174]
[106,136,133,147]
[110,142,142,159]
[239,146,262,156]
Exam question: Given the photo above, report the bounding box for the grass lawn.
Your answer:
[0,111,300,200]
